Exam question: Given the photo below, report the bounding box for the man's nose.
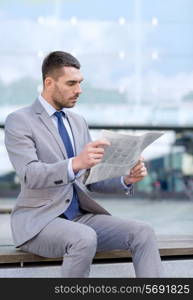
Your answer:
[75,84,82,94]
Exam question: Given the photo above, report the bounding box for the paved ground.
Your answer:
[1,260,193,278]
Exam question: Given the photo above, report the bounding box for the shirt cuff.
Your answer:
[68,158,83,181]
[68,158,75,181]
[121,176,133,195]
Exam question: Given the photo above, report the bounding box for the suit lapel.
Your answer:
[66,112,80,156]
[31,99,68,158]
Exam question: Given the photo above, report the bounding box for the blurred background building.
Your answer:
[0,0,193,235]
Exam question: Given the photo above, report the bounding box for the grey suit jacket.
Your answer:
[4,99,131,247]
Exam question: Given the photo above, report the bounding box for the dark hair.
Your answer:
[42,51,81,82]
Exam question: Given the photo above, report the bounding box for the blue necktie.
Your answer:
[54,111,81,220]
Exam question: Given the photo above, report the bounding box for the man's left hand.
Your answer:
[124,156,147,185]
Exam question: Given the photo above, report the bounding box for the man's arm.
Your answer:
[86,157,147,194]
[4,113,70,189]
[86,176,133,195]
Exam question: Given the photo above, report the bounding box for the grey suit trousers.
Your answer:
[20,213,164,277]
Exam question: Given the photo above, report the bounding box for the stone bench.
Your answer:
[1,235,193,267]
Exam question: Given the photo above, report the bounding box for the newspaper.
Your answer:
[85,130,164,185]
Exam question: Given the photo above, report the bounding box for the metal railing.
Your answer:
[1,123,193,131]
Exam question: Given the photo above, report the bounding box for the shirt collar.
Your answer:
[38,95,66,117]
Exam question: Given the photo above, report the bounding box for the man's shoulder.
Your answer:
[8,105,32,116]
[5,104,34,126]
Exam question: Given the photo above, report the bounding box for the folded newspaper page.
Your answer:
[85,130,164,185]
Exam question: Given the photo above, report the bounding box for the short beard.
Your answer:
[52,97,75,110]
[52,98,65,110]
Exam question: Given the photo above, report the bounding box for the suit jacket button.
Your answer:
[54,180,63,185]
[66,199,70,203]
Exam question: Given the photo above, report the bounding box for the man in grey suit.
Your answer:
[4,51,163,277]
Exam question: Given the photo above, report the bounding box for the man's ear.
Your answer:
[44,76,54,88]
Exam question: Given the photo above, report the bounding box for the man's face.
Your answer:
[47,66,84,110]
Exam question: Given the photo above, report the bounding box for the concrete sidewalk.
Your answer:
[1,260,193,278]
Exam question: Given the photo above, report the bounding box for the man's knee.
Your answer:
[137,222,156,245]
[128,221,156,251]
[76,228,97,252]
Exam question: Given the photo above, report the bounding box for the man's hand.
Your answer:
[72,139,110,173]
[123,156,147,185]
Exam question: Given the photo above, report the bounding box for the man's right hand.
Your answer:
[72,139,110,173]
